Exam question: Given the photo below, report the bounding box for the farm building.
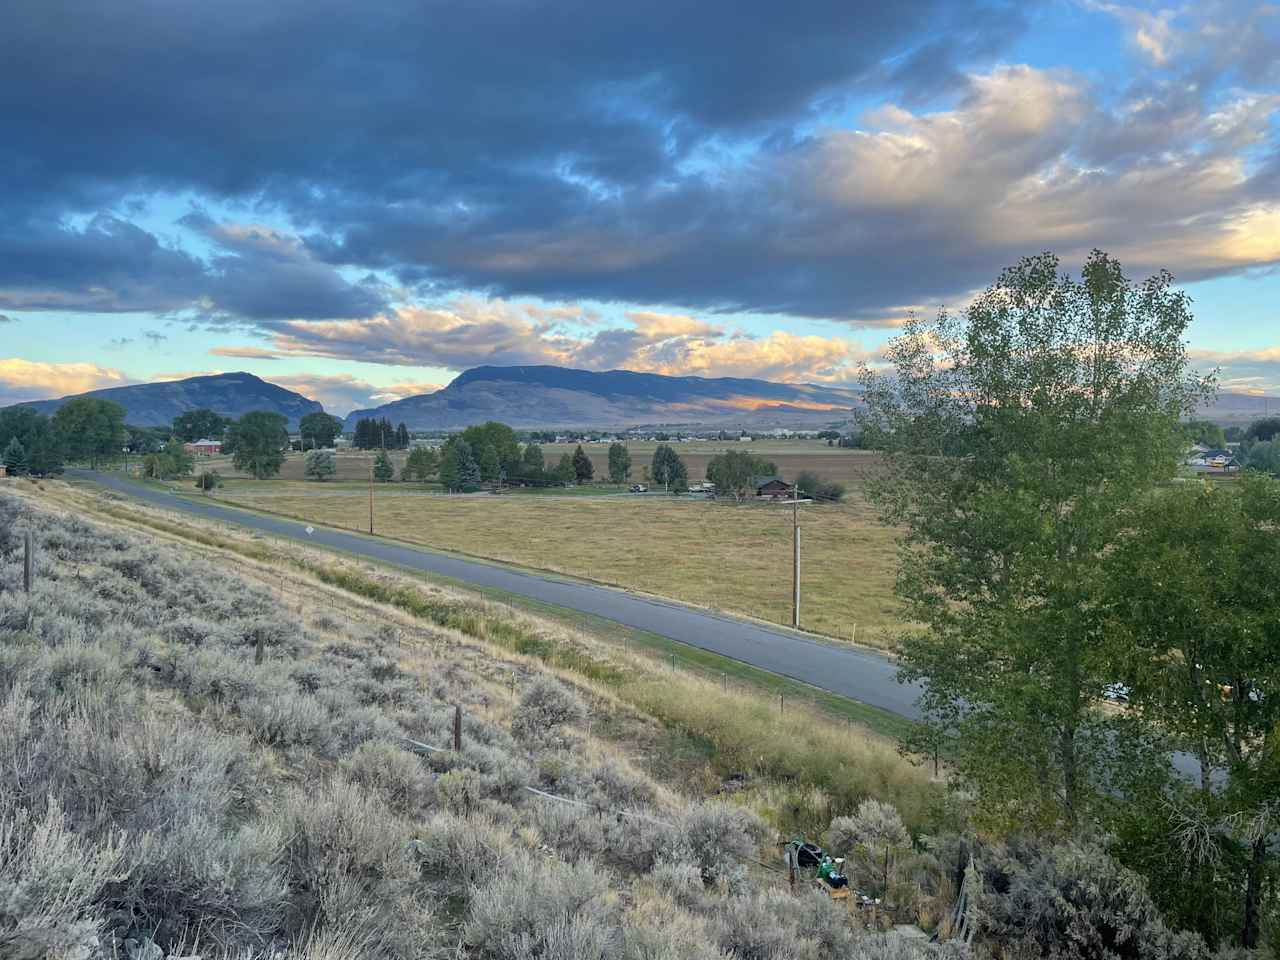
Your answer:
[184,438,223,456]
[753,476,794,499]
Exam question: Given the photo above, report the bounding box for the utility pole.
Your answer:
[368,458,374,534]
[791,496,800,628]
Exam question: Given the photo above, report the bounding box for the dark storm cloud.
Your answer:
[0,0,1034,320]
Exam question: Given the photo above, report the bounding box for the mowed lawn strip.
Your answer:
[212,481,904,642]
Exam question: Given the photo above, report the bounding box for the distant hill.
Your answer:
[1196,390,1280,424]
[14,372,323,428]
[344,364,862,430]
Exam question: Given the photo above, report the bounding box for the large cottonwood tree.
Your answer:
[858,250,1211,832]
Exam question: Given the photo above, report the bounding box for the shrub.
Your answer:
[511,676,586,743]
[340,740,435,815]
[827,799,911,896]
[667,802,767,886]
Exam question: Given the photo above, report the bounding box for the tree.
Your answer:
[143,441,194,480]
[1245,439,1280,475]
[650,444,687,493]
[1183,419,1226,449]
[520,443,545,481]
[1103,475,1280,948]
[373,449,395,482]
[299,411,343,450]
[1244,417,1280,443]
[460,422,521,478]
[795,470,846,503]
[0,408,62,476]
[439,438,479,492]
[403,446,439,483]
[607,442,631,484]
[856,250,1211,833]
[395,422,411,450]
[226,411,289,479]
[706,449,775,501]
[572,444,594,482]
[53,397,126,468]
[194,470,223,494]
[478,444,501,483]
[172,408,229,443]
[553,452,576,484]
[305,448,337,481]
[3,437,27,476]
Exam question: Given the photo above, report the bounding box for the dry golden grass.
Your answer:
[211,482,904,643]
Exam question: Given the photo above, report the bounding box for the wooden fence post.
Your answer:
[23,531,32,594]
[255,628,265,665]
[453,704,462,751]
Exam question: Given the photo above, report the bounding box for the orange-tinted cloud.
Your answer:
[0,358,130,404]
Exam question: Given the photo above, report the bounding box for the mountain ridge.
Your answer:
[12,372,323,428]
[345,364,864,430]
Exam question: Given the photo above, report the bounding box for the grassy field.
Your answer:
[207,476,903,643]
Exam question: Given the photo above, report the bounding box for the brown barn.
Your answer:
[753,476,794,499]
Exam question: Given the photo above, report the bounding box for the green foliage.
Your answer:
[1245,417,1280,442]
[298,411,343,448]
[194,469,223,492]
[395,422,410,449]
[1246,439,1280,474]
[304,448,337,481]
[554,452,576,484]
[440,437,481,491]
[705,449,776,501]
[171,408,229,442]
[460,421,522,478]
[521,442,545,480]
[1183,419,1227,449]
[1103,475,1280,947]
[795,470,846,503]
[511,677,586,743]
[0,407,63,475]
[226,410,289,479]
[572,444,594,481]
[651,443,687,492]
[53,397,126,467]
[479,444,502,483]
[373,449,395,482]
[3,436,27,476]
[143,441,194,480]
[607,442,631,483]
[857,250,1211,832]
[403,446,439,482]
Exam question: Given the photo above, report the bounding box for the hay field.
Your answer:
[211,480,903,643]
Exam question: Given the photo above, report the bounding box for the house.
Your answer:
[753,476,794,499]
[1188,448,1237,471]
[184,438,223,456]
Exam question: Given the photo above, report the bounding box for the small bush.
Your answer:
[512,677,586,743]
[667,802,767,886]
[340,741,435,815]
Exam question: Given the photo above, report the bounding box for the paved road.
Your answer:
[74,471,924,719]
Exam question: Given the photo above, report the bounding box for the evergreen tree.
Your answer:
[554,452,576,484]
[373,449,395,482]
[3,437,27,476]
[439,438,478,491]
[572,444,594,481]
[396,422,410,449]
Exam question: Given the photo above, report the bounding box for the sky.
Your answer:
[0,0,1277,415]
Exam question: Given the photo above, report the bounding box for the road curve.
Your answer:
[72,470,924,720]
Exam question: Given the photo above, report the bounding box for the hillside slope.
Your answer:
[344,364,862,430]
[11,371,323,427]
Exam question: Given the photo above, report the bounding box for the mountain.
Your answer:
[15,372,324,428]
[345,365,863,430]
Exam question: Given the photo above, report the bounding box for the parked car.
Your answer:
[630,483,648,493]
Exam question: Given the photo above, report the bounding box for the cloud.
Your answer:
[143,329,167,345]
[210,345,282,360]
[257,298,869,386]
[1190,345,1280,395]
[0,315,16,323]
[264,372,444,416]
[0,358,130,404]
